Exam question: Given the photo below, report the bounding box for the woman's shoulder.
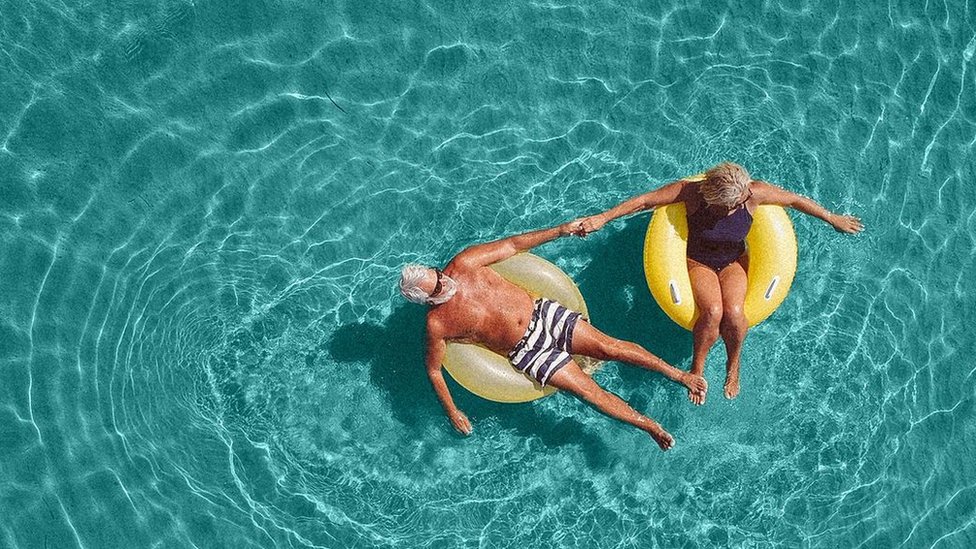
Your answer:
[663,178,700,202]
[678,181,705,214]
[679,179,704,200]
[748,180,782,203]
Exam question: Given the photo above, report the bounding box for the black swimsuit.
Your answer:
[686,199,754,271]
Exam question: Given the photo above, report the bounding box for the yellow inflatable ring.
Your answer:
[643,176,798,330]
[442,253,601,403]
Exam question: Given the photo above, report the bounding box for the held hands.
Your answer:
[829,213,864,234]
[568,214,608,237]
[448,409,472,436]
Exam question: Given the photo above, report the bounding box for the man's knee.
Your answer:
[561,376,603,403]
[594,337,627,360]
[575,328,619,360]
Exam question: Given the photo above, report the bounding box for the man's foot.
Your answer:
[687,370,706,405]
[683,372,707,405]
[724,372,740,399]
[682,373,708,395]
[649,426,674,451]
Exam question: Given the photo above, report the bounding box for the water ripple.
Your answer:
[2,0,975,547]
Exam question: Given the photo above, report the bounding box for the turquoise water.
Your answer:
[1,0,974,546]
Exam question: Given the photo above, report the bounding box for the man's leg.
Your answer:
[547,360,674,450]
[717,256,749,399]
[687,259,724,405]
[569,321,707,396]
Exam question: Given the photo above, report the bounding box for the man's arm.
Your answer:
[450,222,574,268]
[752,181,864,234]
[425,323,472,435]
[572,178,691,235]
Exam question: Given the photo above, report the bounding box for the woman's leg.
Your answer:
[687,258,724,405]
[717,255,749,399]
[547,359,675,450]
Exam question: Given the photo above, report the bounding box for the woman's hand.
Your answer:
[449,409,472,435]
[829,213,864,234]
[569,214,608,237]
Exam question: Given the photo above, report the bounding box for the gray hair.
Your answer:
[700,162,751,207]
[399,264,456,305]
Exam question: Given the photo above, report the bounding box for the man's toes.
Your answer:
[656,432,674,451]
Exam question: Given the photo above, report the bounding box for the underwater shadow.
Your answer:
[328,305,618,468]
[572,217,694,409]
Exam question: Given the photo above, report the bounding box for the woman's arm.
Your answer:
[751,181,863,234]
[572,179,691,235]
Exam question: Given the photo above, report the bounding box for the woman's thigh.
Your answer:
[717,255,748,313]
[687,258,723,316]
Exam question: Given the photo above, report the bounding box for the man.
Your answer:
[398,221,707,450]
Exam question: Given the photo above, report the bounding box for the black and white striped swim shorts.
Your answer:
[507,298,582,387]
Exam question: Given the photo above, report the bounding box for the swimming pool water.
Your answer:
[1,0,974,547]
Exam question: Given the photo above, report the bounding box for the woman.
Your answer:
[572,162,863,404]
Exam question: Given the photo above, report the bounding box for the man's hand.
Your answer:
[829,213,864,234]
[557,220,581,237]
[569,214,608,237]
[449,409,472,435]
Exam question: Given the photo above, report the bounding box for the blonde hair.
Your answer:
[700,162,751,207]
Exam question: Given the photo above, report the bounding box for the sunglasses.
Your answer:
[429,268,444,299]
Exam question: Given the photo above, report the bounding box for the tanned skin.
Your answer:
[573,179,863,405]
[415,221,707,451]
